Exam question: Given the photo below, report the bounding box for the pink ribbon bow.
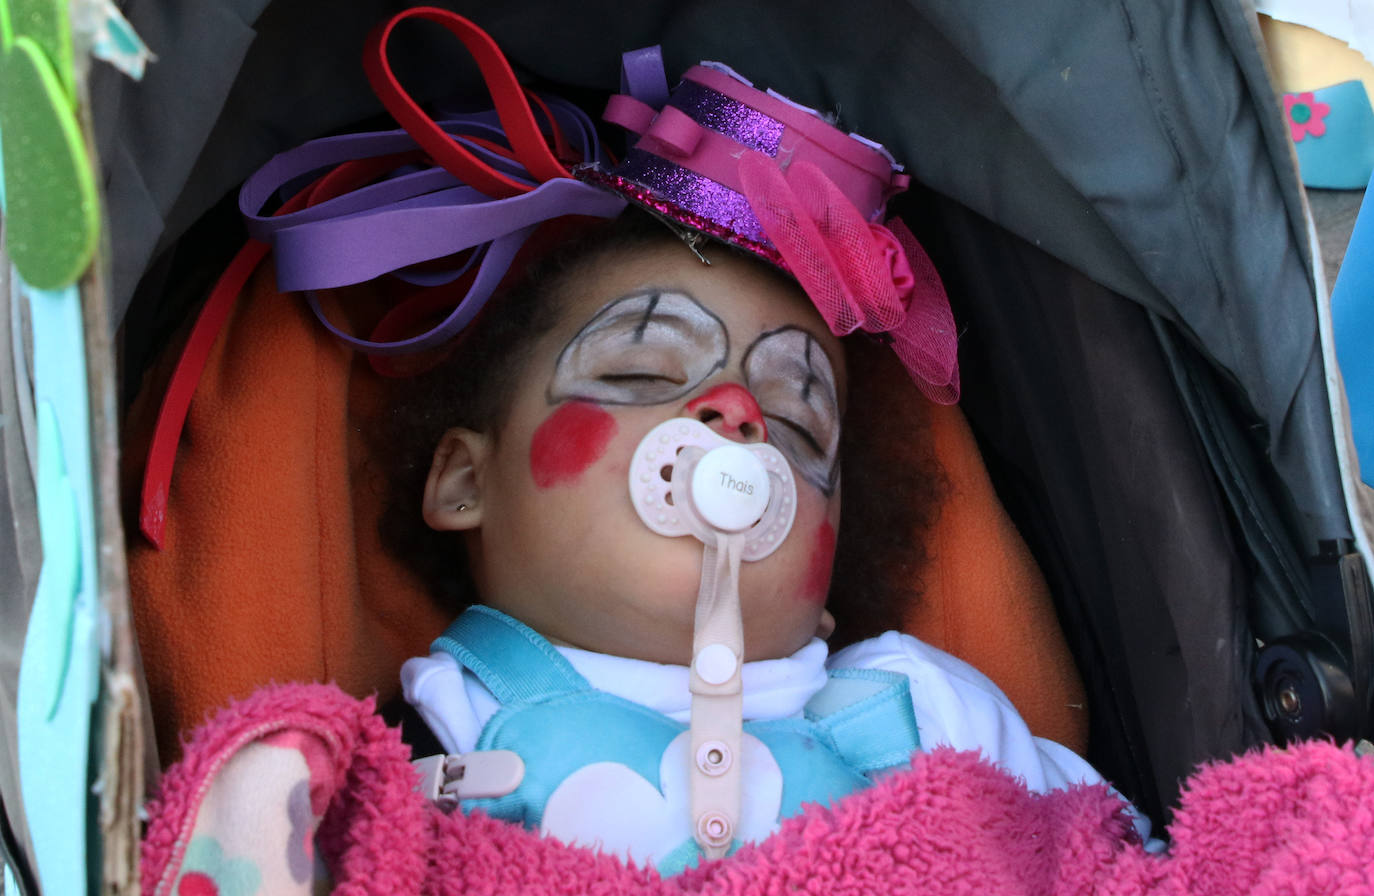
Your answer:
[738,154,960,404]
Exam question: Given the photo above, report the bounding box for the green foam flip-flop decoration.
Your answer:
[3,0,75,97]
[0,0,99,290]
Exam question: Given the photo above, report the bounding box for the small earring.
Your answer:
[457,503,469,512]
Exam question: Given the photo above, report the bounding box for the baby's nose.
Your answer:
[686,383,768,443]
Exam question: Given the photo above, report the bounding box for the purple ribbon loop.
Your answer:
[239,93,626,354]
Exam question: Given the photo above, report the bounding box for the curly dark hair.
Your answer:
[827,340,947,646]
[376,208,946,647]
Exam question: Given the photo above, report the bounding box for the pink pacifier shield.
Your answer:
[628,418,796,560]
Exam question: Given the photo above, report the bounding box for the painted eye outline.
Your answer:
[742,326,841,495]
[547,290,729,406]
[767,413,828,458]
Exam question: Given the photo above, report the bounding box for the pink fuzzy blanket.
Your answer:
[142,683,1374,895]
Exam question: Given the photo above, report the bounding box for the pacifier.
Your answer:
[627,418,796,559]
[627,416,798,859]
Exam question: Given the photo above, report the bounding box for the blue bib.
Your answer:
[433,606,920,873]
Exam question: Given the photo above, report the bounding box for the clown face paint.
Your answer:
[742,327,841,494]
[686,383,768,441]
[547,291,728,405]
[446,243,844,666]
[529,401,618,488]
[802,520,837,605]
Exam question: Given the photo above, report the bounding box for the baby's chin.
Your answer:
[566,555,815,661]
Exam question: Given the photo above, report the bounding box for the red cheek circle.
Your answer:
[529,401,618,489]
[801,520,837,605]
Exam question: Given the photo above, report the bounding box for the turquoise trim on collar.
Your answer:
[1287,81,1374,189]
[804,669,920,772]
[431,606,591,704]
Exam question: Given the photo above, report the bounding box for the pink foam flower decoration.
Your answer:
[1284,92,1331,142]
[870,222,917,299]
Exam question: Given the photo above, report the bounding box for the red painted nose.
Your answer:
[686,383,768,442]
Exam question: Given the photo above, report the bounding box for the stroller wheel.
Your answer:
[1255,634,1359,743]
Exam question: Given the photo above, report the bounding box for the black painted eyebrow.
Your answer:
[589,290,724,338]
[632,294,661,342]
[801,337,818,403]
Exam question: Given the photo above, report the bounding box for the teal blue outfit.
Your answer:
[433,606,921,873]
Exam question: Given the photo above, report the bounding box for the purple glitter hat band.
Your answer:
[670,79,784,157]
[577,165,786,269]
[612,148,769,241]
[581,59,906,269]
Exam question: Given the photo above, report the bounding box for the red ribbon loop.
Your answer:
[363,6,569,196]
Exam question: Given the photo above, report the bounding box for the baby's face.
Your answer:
[430,242,845,664]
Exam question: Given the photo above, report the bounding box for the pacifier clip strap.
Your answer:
[688,531,745,859]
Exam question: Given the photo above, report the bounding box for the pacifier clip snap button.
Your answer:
[695,740,733,776]
[696,810,734,849]
[694,643,739,685]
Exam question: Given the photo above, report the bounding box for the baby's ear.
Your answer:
[816,609,837,640]
[422,427,490,531]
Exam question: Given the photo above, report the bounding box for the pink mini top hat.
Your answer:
[579,50,960,404]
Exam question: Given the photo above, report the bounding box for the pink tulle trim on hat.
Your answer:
[738,155,959,405]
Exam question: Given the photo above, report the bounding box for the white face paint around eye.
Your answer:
[742,327,841,495]
[547,291,729,406]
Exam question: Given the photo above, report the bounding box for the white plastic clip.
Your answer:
[687,531,746,858]
[412,750,526,809]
